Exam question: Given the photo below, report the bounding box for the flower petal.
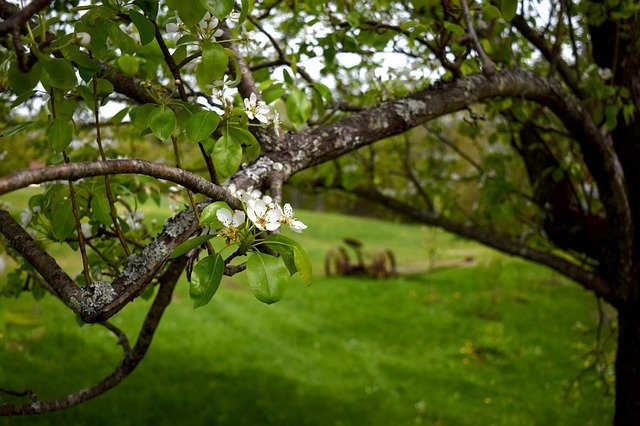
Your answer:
[216,208,233,227]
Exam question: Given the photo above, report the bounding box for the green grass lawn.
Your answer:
[0,192,615,425]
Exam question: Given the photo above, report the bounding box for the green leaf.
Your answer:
[186,110,221,143]
[90,192,112,226]
[482,5,502,20]
[500,0,518,21]
[212,132,242,178]
[1,121,40,137]
[247,252,289,304]
[444,21,464,36]
[262,83,285,104]
[64,46,102,81]
[106,20,137,53]
[11,90,38,108]
[237,0,249,26]
[190,254,224,308]
[266,234,312,285]
[42,58,77,90]
[128,9,155,45]
[199,0,233,18]
[131,103,158,130]
[196,42,228,92]
[166,0,205,27]
[227,126,260,160]
[117,54,139,76]
[110,107,130,124]
[170,234,216,259]
[133,0,159,19]
[285,89,312,125]
[48,116,73,152]
[200,201,231,227]
[149,105,177,140]
[8,61,42,95]
[51,198,76,241]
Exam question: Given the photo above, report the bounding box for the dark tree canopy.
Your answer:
[0,0,639,423]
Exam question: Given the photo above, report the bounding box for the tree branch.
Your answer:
[460,0,495,76]
[0,160,243,322]
[0,256,187,416]
[346,186,614,304]
[0,159,240,208]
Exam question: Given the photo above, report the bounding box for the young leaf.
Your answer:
[131,103,158,130]
[90,192,112,226]
[199,0,233,18]
[128,9,155,45]
[285,89,312,125]
[8,60,42,95]
[169,234,216,259]
[500,0,518,21]
[42,58,77,90]
[190,253,224,308]
[212,132,242,178]
[51,198,76,241]
[1,121,40,137]
[247,252,289,304]
[196,42,228,92]
[186,110,221,143]
[49,116,73,152]
[265,234,312,285]
[166,0,205,27]
[117,54,139,76]
[149,105,177,140]
[200,201,231,227]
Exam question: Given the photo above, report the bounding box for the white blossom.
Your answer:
[81,223,92,239]
[198,12,224,40]
[244,93,271,123]
[278,203,307,233]
[0,256,5,274]
[216,208,245,228]
[247,199,281,231]
[228,11,241,25]
[74,32,91,46]
[125,211,145,230]
[20,207,33,227]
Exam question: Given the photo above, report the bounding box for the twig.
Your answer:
[460,0,495,76]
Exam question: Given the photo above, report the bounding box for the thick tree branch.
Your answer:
[0,160,242,322]
[0,159,240,208]
[266,71,631,285]
[347,186,614,305]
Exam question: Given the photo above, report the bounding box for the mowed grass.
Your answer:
[0,191,614,425]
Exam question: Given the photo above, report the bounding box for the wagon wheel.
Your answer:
[369,249,397,278]
[324,246,350,276]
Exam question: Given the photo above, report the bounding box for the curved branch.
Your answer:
[271,71,631,282]
[347,186,614,305]
[0,0,52,35]
[0,160,242,322]
[0,256,186,416]
[0,159,240,209]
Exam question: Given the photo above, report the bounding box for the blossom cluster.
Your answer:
[217,185,307,239]
[243,92,281,135]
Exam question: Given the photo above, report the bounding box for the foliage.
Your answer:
[0,0,639,422]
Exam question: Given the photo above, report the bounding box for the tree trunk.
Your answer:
[614,304,640,425]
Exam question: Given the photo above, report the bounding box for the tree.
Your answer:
[0,0,637,423]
